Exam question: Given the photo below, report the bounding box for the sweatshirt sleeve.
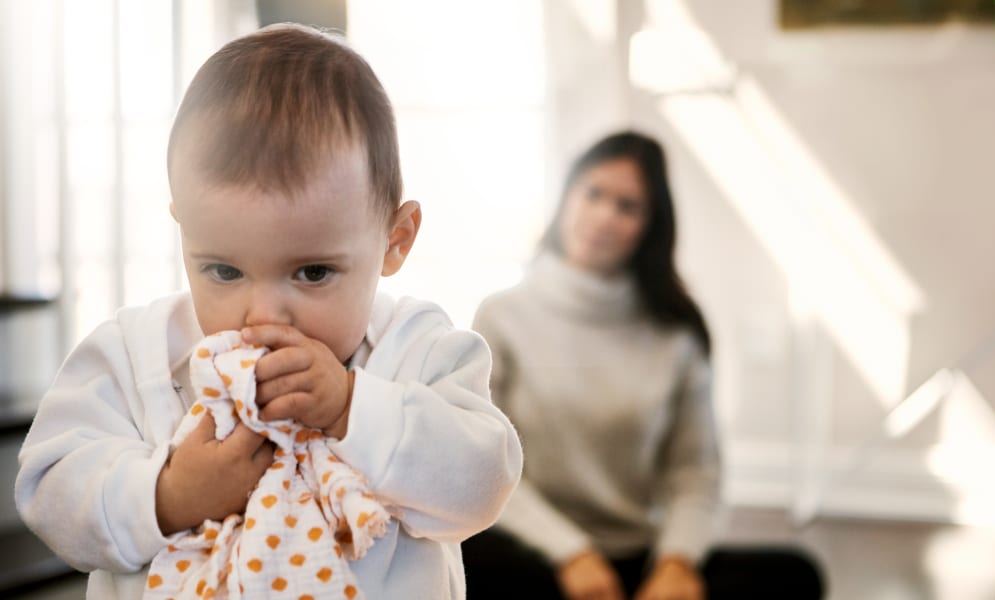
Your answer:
[652,337,722,563]
[328,316,523,544]
[472,301,593,564]
[15,319,177,573]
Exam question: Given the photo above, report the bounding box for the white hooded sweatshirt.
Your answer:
[16,291,523,600]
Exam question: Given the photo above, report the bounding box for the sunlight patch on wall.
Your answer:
[563,0,617,44]
[631,0,923,404]
[658,90,915,403]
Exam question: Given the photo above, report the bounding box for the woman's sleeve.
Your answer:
[652,337,722,563]
[471,301,594,565]
[14,320,177,573]
[328,313,523,544]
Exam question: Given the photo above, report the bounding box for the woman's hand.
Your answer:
[634,555,704,600]
[557,549,626,600]
[241,324,353,439]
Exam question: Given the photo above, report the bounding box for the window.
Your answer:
[1,0,546,356]
[348,0,547,327]
[0,0,256,349]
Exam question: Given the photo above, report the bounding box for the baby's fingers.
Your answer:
[241,324,305,350]
[252,439,275,467]
[256,372,311,407]
[254,346,311,382]
[223,421,270,455]
[185,412,217,444]
[257,392,310,423]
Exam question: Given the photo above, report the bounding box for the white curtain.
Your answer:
[0,0,256,351]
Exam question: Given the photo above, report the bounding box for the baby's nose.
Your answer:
[243,286,292,327]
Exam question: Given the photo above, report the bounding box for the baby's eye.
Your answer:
[294,265,335,283]
[204,264,243,282]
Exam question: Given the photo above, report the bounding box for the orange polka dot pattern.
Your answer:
[145,331,389,599]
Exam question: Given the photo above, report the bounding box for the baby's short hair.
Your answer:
[167,24,401,219]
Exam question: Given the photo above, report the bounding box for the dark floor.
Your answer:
[6,572,85,600]
[9,508,995,599]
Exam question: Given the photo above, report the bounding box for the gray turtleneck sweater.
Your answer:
[472,252,721,564]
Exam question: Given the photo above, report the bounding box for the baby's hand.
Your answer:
[156,414,274,535]
[241,324,353,439]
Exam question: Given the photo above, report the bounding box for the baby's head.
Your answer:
[168,24,420,362]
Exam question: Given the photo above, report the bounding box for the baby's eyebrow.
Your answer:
[189,253,231,262]
[287,253,351,264]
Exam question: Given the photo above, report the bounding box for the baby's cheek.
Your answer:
[313,317,365,363]
[194,300,242,337]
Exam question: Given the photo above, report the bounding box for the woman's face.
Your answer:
[560,157,650,275]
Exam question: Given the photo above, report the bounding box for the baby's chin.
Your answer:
[330,337,366,367]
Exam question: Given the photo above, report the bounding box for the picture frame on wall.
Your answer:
[781,0,995,28]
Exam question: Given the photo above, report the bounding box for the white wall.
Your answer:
[4,0,993,528]
[545,0,995,524]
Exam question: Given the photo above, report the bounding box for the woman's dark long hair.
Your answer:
[541,131,711,355]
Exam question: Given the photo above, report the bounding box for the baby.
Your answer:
[16,23,522,600]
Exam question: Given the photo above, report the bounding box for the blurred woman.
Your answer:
[463,132,823,600]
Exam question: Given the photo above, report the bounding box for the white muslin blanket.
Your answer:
[145,331,389,599]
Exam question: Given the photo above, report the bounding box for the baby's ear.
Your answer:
[381,200,421,276]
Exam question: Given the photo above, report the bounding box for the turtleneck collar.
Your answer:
[524,252,639,323]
